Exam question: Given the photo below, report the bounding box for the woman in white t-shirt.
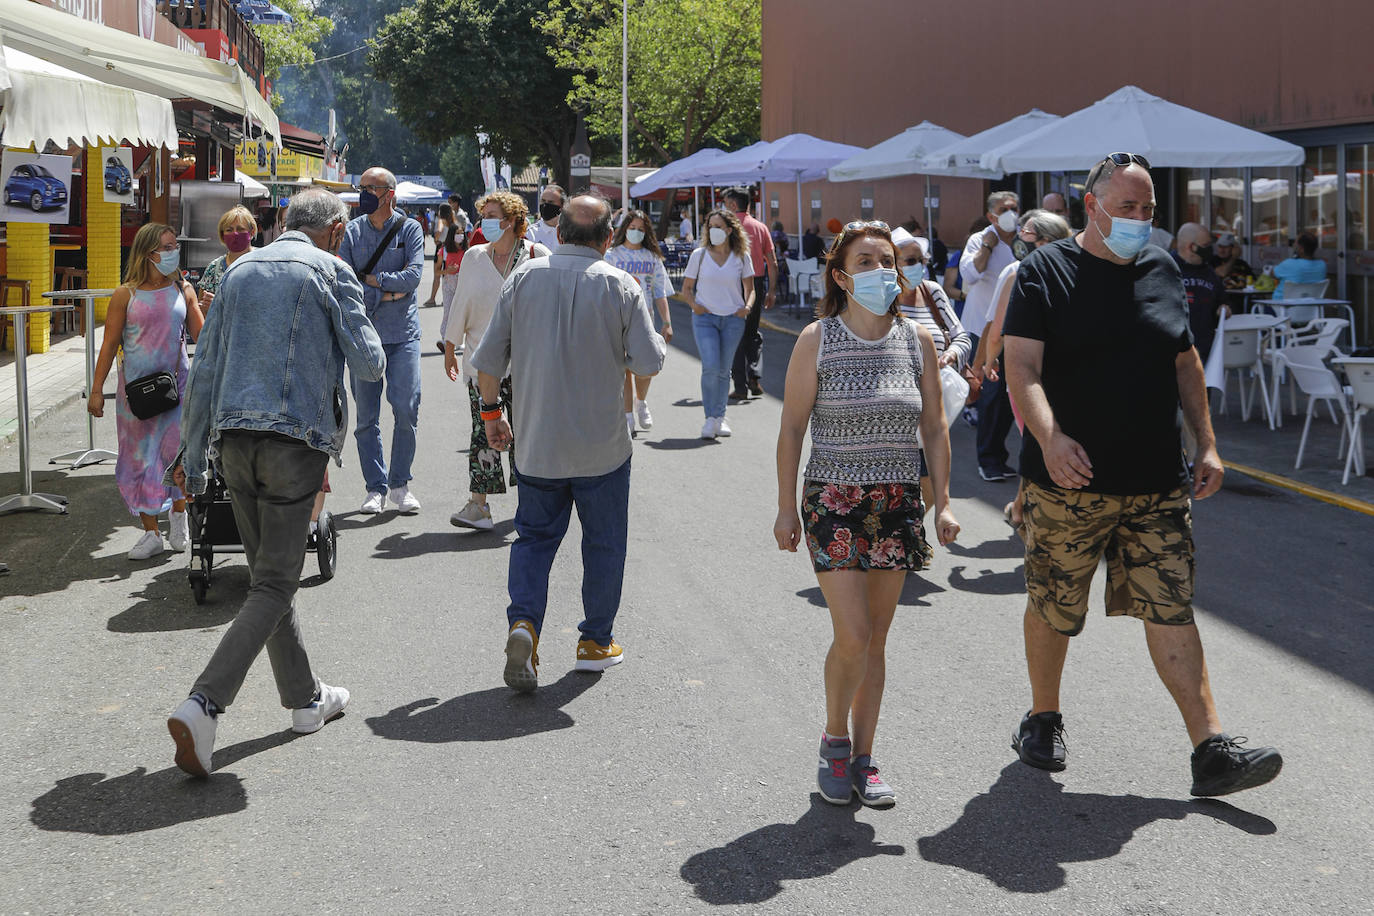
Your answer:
[606,210,675,437]
[681,208,753,439]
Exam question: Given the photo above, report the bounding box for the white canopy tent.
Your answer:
[0,46,177,150]
[631,148,726,196]
[827,121,967,237]
[916,109,1061,179]
[979,86,1305,173]
[394,180,446,205]
[236,172,270,199]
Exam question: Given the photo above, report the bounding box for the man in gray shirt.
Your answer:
[471,195,666,693]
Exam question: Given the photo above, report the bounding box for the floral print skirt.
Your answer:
[802,480,931,573]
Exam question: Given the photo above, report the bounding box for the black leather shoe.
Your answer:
[1013,710,1067,771]
[1190,734,1282,797]
[748,379,764,396]
[729,389,750,401]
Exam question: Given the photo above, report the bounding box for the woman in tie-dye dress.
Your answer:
[89,223,204,560]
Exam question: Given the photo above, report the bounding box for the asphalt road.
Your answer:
[1,284,1371,915]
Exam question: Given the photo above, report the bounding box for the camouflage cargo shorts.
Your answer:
[1022,481,1195,636]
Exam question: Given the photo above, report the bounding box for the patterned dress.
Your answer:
[801,315,930,572]
[115,284,189,517]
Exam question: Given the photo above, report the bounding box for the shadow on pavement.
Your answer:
[27,731,301,835]
[679,793,905,905]
[371,521,515,559]
[946,564,1025,596]
[107,565,241,631]
[644,437,719,451]
[795,574,946,609]
[917,762,1276,893]
[364,671,601,742]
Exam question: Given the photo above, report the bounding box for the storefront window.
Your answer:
[1251,167,1289,270]
[1209,168,1244,239]
[1180,168,1204,229]
[1345,142,1372,345]
[1301,145,1339,250]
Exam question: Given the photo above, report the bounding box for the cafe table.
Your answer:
[1250,297,1356,350]
[41,289,118,469]
[0,302,75,515]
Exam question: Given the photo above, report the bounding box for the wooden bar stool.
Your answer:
[0,277,32,350]
[51,268,90,335]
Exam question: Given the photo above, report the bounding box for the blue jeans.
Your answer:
[351,339,421,494]
[692,312,746,418]
[507,458,631,647]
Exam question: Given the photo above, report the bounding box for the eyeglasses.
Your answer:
[359,184,394,193]
[157,242,180,253]
[1085,152,1151,194]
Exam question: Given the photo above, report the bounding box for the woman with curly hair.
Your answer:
[606,209,674,436]
[774,221,960,808]
[443,190,550,530]
[680,208,753,439]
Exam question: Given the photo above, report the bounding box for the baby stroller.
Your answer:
[187,473,338,605]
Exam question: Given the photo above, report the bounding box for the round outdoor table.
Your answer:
[41,289,118,469]
[1,302,76,515]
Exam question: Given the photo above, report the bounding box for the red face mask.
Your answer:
[224,230,252,253]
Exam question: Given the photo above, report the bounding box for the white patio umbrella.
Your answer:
[394,180,446,205]
[678,134,865,236]
[979,86,1305,173]
[916,109,1061,178]
[631,147,726,196]
[827,121,966,236]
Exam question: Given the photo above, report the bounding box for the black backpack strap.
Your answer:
[361,218,406,276]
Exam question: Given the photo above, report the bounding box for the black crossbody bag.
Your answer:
[126,280,191,420]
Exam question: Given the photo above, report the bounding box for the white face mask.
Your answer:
[709,226,728,246]
[996,209,1019,234]
[625,228,646,246]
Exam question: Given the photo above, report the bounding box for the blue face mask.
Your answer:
[154,248,180,276]
[1092,200,1152,260]
[358,189,381,217]
[900,263,927,285]
[625,228,646,246]
[844,267,901,315]
[481,218,505,244]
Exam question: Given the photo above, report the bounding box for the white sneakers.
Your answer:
[291,683,351,734]
[128,529,165,560]
[451,498,494,530]
[168,510,189,551]
[716,417,733,437]
[389,485,421,514]
[360,491,385,514]
[168,695,217,777]
[634,399,653,430]
[700,417,719,440]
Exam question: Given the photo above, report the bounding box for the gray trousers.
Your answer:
[191,431,327,710]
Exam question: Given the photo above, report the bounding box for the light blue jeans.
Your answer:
[692,312,747,418]
[351,338,421,494]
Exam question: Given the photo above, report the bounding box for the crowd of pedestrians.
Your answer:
[78,157,1281,809]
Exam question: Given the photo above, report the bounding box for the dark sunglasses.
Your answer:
[1086,152,1151,193]
[829,220,892,252]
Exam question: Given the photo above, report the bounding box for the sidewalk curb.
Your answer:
[760,317,802,338]
[1222,460,1374,517]
[1,389,86,448]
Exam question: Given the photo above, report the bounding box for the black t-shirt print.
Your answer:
[1002,238,1194,496]
[1174,252,1226,357]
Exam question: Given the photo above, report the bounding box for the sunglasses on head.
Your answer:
[829,220,891,252]
[1086,152,1151,194]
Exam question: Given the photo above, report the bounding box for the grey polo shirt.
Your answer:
[470,244,667,479]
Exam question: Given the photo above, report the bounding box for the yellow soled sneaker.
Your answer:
[503,621,539,693]
[575,638,625,672]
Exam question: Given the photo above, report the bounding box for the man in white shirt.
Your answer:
[526,184,566,250]
[959,190,1020,481]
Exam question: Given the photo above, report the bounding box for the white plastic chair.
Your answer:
[1334,357,1374,484]
[1265,318,1349,425]
[786,257,818,315]
[1273,279,1331,334]
[1217,315,1277,424]
[1270,348,1351,469]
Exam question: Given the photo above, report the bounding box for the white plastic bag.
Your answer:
[940,364,969,428]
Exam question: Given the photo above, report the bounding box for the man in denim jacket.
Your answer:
[166,188,385,777]
[338,166,426,515]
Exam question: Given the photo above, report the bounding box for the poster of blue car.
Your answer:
[1,151,72,224]
[101,146,135,204]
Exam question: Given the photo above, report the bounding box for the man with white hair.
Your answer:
[1174,222,1227,358]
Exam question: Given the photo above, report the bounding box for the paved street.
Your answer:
[1,287,1371,915]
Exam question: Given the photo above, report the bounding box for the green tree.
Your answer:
[536,0,760,165]
[439,134,485,207]
[253,0,334,109]
[370,0,581,188]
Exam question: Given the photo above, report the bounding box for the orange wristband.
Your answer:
[480,408,502,422]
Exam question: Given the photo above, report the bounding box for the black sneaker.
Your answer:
[1190,734,1282,797]
[998,464,1018,479]
[979,466,1008,482]
[1013,710,1067,771]
[747,379,764,396]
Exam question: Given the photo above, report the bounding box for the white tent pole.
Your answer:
[925,175,932,243]
[796,175,804,245]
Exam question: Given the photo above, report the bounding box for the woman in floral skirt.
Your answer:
[775,221,959,807]
[89,222,203,559]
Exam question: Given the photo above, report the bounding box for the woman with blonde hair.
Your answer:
[196,205,258,311]
[443,189,550,529]
[606,209,674,436]
[88,222,204,559]
[680,208,753,439]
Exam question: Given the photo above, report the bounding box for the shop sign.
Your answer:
[184,28,231,62]
[2,151,74,225]
[570,153,591,177]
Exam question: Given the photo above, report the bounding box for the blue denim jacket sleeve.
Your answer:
[376,219,425,293]
[178,292,225,494]
[331,257,386,382]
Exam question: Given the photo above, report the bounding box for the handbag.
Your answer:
[920,282,981,405]
[126,370,179,419]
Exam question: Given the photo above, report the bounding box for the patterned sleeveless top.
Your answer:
[804,315,924,486]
